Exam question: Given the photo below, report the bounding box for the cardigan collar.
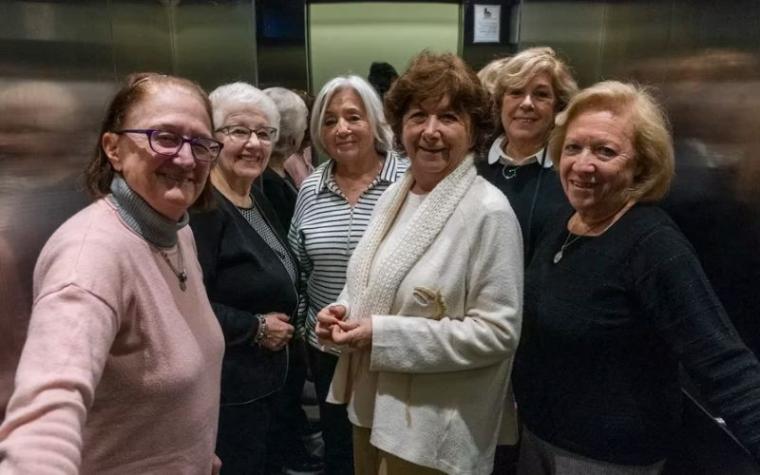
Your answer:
[347,154,477,321]
[487,135,554,168]
[314,150,403,196]
[108,173,188,248]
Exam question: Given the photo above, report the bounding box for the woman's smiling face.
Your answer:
[102,85,214,220]
[559,108,637,220]
[402,95,472,191]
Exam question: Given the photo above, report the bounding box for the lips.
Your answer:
[570,179,595,189]
[157,171,194,185]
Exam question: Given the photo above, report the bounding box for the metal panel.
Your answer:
[0,0,263,419]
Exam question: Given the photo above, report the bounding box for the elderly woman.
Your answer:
[189,82,296,474]
[0,73,224,474]
[316,52,523,475]
[512,81,760,474]
[262,87,309,227]
[477,47,578,261]
[288,75,407,474]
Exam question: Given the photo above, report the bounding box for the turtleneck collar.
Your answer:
[108,174,189,248]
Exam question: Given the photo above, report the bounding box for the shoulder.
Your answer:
[617,206,695,275]
[34,200,141,302]
[190,190,234,233]
[462,176,518,222]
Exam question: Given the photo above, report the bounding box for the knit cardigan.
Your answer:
[327,156,524,475]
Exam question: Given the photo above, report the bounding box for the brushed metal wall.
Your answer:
[0,0,265,418]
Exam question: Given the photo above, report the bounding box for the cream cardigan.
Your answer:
[327,156,523,475]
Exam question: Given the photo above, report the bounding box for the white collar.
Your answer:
[487,135,554,169]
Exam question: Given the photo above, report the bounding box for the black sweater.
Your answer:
[513,205,760,464]
[477,158,567,263]
[190,187,298,404]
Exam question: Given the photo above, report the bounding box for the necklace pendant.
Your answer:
[502,166,518,180]
[178,271,188,292]
[553,250,563,264]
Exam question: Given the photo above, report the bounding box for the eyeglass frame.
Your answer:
[216,125,279,143]
[113,128,223,163]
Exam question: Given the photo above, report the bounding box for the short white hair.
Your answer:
[209,82,280,136]
[310,75,393,158]
[264,87,308,160]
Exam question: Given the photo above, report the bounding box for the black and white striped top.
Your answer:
[288,152,408,351]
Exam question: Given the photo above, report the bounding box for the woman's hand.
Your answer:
[316,305,347,343]
[260,313,294,351]
[332,318,373,350]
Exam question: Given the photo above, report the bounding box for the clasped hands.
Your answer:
[259,312,294,351]
[316,304,372,350]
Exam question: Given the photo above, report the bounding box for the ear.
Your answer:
[101,132,123,172]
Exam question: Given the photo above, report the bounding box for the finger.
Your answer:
[274,314,290,322]
[317,312,337,324]
[336,319,360,331]
[328,305,347,319]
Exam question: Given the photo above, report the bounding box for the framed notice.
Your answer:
[473,4,501,43]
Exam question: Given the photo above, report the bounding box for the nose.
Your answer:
[243,132,262,148]
[421,116,442,138]
[336,118,351,136]
[519,93,534,109]
[572,147,596,173]
[172,141,196,168]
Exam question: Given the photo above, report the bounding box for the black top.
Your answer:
[260,167,299,229]
[477,158,567,263]
[190,187,299,404]
[513,205,760,465]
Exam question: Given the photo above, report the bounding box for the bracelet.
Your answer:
[254,314,268,345]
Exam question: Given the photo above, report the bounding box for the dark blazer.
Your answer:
[259,167,298,230]
[190,186,299,404]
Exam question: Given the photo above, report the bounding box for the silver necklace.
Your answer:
[553,215,618,264]
[158,247,187,291]
[553,232,585,264]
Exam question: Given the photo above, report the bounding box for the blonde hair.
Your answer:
[493,47,578,113]
[549,80,674,202]
[477,56,511,96]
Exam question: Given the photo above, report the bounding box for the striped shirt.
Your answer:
[288,152,408,351]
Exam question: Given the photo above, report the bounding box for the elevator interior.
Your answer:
[1,1,759,472]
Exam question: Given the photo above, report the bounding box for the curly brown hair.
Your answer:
[384,51,494,154]
[84,72,215,209]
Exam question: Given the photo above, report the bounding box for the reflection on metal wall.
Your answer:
[519,0,760,471]
[0,0,265,418]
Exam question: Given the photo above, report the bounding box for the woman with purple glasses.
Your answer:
[0,73,225,474]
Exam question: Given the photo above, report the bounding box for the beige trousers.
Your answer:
[353,426,445,475]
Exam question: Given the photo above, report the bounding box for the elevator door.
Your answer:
[308,2,461,93]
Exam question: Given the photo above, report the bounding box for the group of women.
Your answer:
[1,45,760,475]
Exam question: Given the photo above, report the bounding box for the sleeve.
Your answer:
[0,285,119,475]
[190,209,258,347]
[288,189,314,340]
[370,204,523,374]
[634,226,760,461]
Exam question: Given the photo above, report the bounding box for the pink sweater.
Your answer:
[0,199,224,474]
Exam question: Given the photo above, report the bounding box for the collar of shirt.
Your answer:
[487,135,554,169]
[314,150,404,196]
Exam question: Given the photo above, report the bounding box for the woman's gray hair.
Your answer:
[209,82,281,136]
[264,87,308,160]
[310,75,393,158]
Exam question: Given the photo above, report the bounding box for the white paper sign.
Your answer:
[474,4,501,43]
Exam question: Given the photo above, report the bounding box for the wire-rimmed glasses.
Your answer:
[114,129,223,163]
[217,125,279,143]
